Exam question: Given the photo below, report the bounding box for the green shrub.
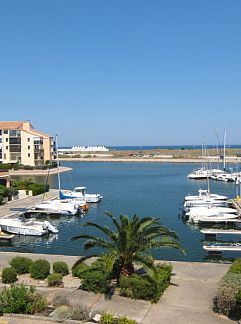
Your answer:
[48,273,63,287]
[30,259,50,279]
[53,261,69,276]
[81,270,110,294]
[0,194,3,205]
[2,267,17,284]
[100,312,115,324]
[0,284,46,314]
[228,259,241,274]
[28,183,49,196]
[119,274,158,302]
[72,262,89,277]
[213,272,241,317]
[10,256,33,274]
[118,316,137,324]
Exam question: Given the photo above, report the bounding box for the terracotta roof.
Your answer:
[0,121,24,130]
[0,121,51,138]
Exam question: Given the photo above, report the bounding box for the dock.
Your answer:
[229,198,241,216]
[0,189,59,219]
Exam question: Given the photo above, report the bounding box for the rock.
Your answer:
[92,313,102,322]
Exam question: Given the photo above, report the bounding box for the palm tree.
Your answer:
[72,212,184,280]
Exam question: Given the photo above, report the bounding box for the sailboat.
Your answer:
[34,135,82,215]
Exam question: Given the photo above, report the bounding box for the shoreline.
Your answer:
[59,157,240,163]
[8,166,72,176]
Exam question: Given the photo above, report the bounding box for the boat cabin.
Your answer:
[74,187,86,195]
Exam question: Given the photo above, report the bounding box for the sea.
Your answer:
[1,161,241,262]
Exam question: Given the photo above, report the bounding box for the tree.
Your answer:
[72,212,184,280]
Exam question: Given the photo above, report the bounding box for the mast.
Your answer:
[223,129,227,170]
[55,134,61,193]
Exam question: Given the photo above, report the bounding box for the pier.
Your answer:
[0,189,59,219]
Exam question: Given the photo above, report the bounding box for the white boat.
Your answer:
[0,218,58,236]
[186,206,237,217]
[185,189,227,201]
[184,199,228,208]
[190,213,238,224]
[188,168,211,179]
[34,199,79,215]
[60,187,102,203]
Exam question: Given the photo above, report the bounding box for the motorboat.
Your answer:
[0,218,58,236]
[185,189,227,202]
[184,199,228,208]
[189,213,239,224]
[61,198,89,211]
[60,187,102,203]
[187,168,211,179]
[34,199,80,215]
[186,206,237,217]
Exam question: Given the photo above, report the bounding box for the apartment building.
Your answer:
[0,121,55,166]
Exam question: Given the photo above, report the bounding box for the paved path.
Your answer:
[0,252,232,323]
[0,189,59,218]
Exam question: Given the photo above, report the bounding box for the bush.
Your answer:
[0,284,46,314]
[30,259,50,279]
[228,259,241,274]
[48,273,63,287]
[2,267,17,284]
[52,294,70,307]
[72,262,89,277]
[213,272,241,317]
[28,183,49,196]
[70,304,91,321]
[119,274,158,302]
[53,261,69,276]
[118,316,137,324]
[81,270,110,294]
[100,312,115,324]
[10,256,33,274]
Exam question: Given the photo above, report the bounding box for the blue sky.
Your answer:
[0,0,240,146]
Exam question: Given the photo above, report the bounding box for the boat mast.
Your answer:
[223,129,227,170]
[55,134,61,193]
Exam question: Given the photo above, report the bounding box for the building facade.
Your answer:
[0,121,55,166]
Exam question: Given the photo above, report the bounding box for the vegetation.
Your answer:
[0,284,46,314]
[72,262,89,277]
[100,313,137,324]
[30,259,50,279]
[10,256,33,274]
[71,212,183,301]
[53,261,69,276]
[213,259,241,319]
[11,179,49,196]
[47,273,63,287]
[0,184,18,205]
[1,267,18,284]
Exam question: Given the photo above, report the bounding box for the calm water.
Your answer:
[1,162,240,262]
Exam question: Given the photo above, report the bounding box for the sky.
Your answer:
[0,0,240,146]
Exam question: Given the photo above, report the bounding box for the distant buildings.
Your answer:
[0,121,55,166]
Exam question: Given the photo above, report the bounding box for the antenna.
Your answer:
[55,134,61,193]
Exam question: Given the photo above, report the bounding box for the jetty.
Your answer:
[0,189,59,219]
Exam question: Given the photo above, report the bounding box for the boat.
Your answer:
[0,226,14,242]
[0,218,58,236]
[60,187,102,203]
[187,168,211,179]
[34,199,80,215]
[184,199,228,208]
[189,213,239,224]
[185,189,227,201]
[186,206,237,217]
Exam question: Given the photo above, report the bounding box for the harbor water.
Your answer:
[1,162,239,262]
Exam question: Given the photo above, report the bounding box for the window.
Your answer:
[0,130,2,135]
[6,138,8,142]
[28,138,30,142]
[6,146,8,150]
[28,146,30,150]
[4,130,8,134]
[28,153,30,157]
